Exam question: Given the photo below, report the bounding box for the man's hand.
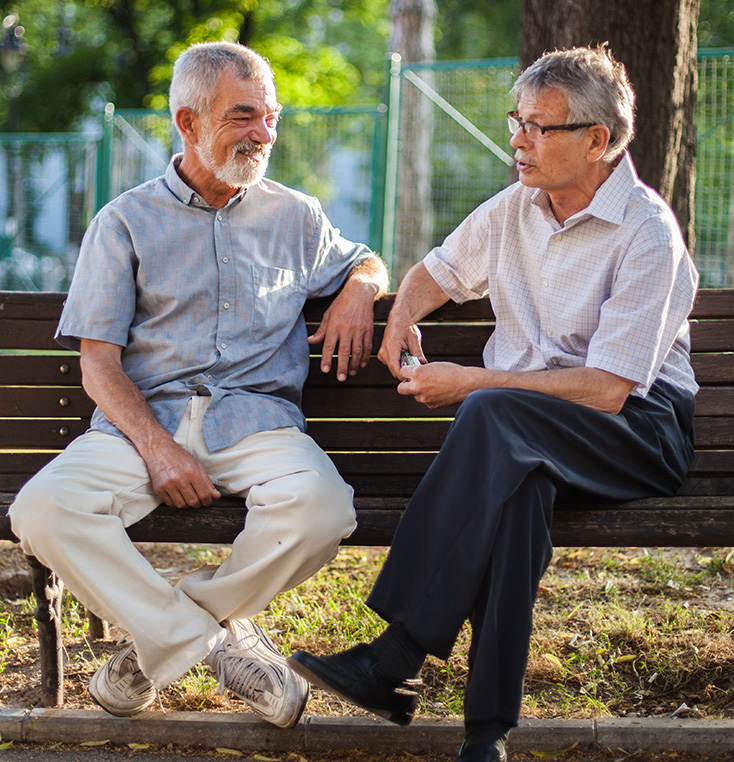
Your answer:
[80,338,221,508]
[397,362,470,408]
[377,306,427,379]
[377,262,450,378]
[139,436,221,509]
[308,281,376,381]
[308,257,388,382]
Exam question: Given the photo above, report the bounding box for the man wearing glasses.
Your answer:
[288,46,698,762]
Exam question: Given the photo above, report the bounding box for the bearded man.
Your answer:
[9,41,388,727]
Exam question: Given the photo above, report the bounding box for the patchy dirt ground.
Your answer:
[0,541,732,730]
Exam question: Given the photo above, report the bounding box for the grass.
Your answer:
[0,543,732,721]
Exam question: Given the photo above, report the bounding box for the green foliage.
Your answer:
[699,0,734,48]
[1,0,389,132]
[4,0,729,134]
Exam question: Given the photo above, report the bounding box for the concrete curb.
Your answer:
[1,709,734,756]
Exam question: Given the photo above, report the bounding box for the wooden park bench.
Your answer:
[1,288,733,708]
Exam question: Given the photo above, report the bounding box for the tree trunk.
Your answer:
[389,0,436,283]
[519,0,698,248]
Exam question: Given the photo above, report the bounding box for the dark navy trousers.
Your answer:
[367,381,695,728]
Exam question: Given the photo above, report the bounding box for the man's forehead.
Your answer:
[215,72,279,111]
[517,87,569,119]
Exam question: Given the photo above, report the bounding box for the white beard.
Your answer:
[195,133,271,189]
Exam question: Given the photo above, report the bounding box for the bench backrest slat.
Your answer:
[1,289,733,499]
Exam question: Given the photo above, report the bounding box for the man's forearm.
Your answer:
[391,262,450,322]
[403,362,635,414]
[80,339,172,455]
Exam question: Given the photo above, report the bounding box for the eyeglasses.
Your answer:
[506,111,596,140]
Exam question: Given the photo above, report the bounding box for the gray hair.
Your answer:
[169,41,273,129]
[511,45,635,164]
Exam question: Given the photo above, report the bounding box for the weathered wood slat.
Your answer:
[2,415,730,452]
[692,386,734,415]
[6,494,731,548]
[689,288,734,318]
[1,351,732,391]
[0,387,92,417]
[0,419,90,449]
[688,320,734,352]
[0,319,60,350]
[690,354,734,384]
[2,288,732,322]
[4,383,730,422]
[0,354,81,385]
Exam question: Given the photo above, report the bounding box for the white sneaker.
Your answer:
[89,639,157,717]
[211,619,309,728]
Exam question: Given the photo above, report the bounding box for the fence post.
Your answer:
[95,102,115,212]
[381,52,402,282]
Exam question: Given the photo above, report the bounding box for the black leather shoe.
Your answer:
[455,739,507,762]
[287,644,421,726]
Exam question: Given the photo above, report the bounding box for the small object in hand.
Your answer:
[400,350,421,367]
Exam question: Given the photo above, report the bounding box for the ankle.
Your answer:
[464,720,511,747]
[371,622,426,681]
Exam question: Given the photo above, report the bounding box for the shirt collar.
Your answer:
[164,154,247,209]
[530,151,638,229]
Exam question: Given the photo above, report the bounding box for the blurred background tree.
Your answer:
[0,0,731,132]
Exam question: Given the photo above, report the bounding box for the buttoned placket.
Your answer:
[214,207,237,362]
[538,229,559,365]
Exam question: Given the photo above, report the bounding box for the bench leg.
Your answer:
[26,555,64,707]
[87,611,109,640]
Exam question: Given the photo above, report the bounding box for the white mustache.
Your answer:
[515,153,536,166]
[235,142,267,159]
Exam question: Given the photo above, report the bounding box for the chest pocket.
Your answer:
[251,265,306,337]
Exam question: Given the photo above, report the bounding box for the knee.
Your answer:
[295,470,356,548]
[9,472,66,551]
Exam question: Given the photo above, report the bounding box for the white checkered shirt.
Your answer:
[423,153,699,397]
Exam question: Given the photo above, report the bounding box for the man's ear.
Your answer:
[586,124,611,163]
[175,108,199,146]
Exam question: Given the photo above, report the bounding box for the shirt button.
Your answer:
[220,343,227,349]
[217,214,223,221]
[222,257,229,263]
[207,375,213,380]
[542,279,549,288]
[223,302,230,309]
[545,327,553,337]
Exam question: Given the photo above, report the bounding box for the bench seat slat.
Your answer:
[4,494,732,547]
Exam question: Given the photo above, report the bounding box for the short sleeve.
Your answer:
[586,212,698,395]
[56,212,138,351]
[423,196,498,303]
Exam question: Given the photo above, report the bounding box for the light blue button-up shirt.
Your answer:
[57,156,374,451]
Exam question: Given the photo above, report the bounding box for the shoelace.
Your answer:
[213,631,271,701]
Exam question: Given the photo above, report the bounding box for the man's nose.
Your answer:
[509,127,529,150]
[250,117,277,145]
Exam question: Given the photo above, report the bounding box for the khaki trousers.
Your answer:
[10,396,356,687]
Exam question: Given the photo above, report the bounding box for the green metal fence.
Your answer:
[0,133,98,290]
[696,49,734,287]
[1,50,733,290]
